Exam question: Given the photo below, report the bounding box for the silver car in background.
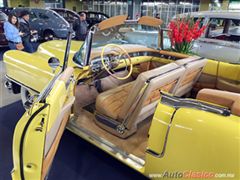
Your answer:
[178,11,240,64]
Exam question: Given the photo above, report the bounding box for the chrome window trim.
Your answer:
[160,93,231,116]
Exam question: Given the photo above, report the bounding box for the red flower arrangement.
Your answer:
[168,16,207,54]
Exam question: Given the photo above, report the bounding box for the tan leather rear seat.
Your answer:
[197,88,240,116]
[173,57,207,96]
[95,63,185,138]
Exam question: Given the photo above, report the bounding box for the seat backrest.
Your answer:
[118,63,185,132]
[172,57,207,97]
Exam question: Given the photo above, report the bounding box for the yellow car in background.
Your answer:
[3,16,240,180]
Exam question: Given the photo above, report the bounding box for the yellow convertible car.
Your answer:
[3,15,240,180]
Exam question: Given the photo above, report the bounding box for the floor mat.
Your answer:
[73,109,150,159]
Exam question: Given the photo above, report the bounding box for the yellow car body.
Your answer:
[199,59,240,93]
[11,78,240,180]
[3,15,240,180]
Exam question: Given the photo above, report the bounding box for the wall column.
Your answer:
[29,0,44,8]
[128,0,133,18]
[3,0,8,7]
[222,0,229,10]
[200,0,211,11]
[65,0,82,12]
[133,0,141,19]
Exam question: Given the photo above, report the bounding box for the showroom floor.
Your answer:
[0,48,147,180]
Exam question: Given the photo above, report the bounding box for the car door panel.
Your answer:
[11,67,75,180]
[145,97,240,178]
[197,60,240,93]
[43,96,74,178]
[217,62,240,93]
[12,103,49,180]
[196,59,218,89]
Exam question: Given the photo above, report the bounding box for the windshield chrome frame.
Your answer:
[80,26,96,66]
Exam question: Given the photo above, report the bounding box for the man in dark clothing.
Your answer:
[19,10,37,53]
[73,12,88,41]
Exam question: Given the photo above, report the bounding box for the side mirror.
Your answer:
[48,57,60,73]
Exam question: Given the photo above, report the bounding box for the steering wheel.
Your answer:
[101,44,133,80]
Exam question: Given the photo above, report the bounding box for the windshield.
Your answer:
[73,22,160,66]
[93,24,159,48]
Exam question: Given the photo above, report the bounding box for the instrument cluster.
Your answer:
[90,54,118,72]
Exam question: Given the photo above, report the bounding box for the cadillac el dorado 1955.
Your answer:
[3,15,240,180]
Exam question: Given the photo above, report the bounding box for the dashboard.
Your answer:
[89,50,181,73]
[90,54,118,72]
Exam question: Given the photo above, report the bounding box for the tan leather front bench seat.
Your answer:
[197,88,240,116]
[73,70,133,115]
[95,63,185,138]
[95,82,134,120]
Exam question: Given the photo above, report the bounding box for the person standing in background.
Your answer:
[4,14,23,50]
[73,12,88,41]
[19,10,37,53]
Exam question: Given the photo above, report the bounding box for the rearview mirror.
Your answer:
[48,57,60,72]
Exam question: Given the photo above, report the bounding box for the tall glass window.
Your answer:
[80,0,200,27]
[45,0,63,8]
[82,0,128,17]
[140,0,200,27]
[0,0,3,7]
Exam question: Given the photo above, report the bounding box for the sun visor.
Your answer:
[138,16,163,27]
[98,15,128,30]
